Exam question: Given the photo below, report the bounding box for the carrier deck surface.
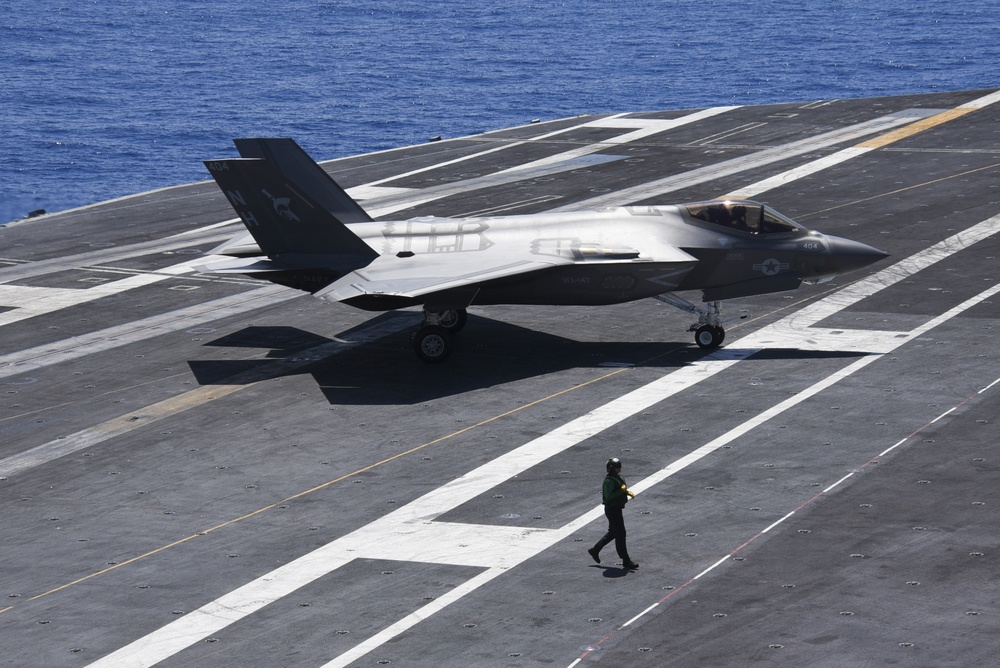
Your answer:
[2,89,999,666]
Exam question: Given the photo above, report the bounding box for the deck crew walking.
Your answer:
[588,457,639,570]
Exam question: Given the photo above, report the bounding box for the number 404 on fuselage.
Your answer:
[197,138,888,362]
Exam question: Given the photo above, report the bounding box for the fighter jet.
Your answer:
[198,138,888,362]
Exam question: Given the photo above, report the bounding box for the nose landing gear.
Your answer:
[654,294,744,350]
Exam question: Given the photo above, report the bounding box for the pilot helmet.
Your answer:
[606,457,622,472]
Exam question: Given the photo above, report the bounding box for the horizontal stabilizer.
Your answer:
[194,257,286,275]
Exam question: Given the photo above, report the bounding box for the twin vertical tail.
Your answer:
[204,138,378,264]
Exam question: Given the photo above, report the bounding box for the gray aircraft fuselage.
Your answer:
[263,204,884,310]
[200,138,888,359]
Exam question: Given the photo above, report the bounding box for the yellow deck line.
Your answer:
[856,107,978,149]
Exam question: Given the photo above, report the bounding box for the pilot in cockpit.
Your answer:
[731,204,748,230]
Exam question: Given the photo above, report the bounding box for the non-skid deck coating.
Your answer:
[2,89,999,667]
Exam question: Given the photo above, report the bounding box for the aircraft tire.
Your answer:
[695,325,724,350]
[413,326,453,363]
[437,308,468,333]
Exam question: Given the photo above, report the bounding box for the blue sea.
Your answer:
[3,0,999,224]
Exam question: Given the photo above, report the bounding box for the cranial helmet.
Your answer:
[606,457,622,472]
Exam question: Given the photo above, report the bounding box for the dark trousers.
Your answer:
[593,504,630,560]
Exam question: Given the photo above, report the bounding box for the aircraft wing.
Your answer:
[315,241,699,305]
[314,251,576,303]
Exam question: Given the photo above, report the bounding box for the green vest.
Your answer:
[602,472,628,508]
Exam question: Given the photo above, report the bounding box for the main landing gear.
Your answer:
[411,307,468,363]
[654,293,745,350]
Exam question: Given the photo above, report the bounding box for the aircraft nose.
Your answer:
[825,235,890,274]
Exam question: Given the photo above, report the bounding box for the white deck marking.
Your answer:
[0,273,172,327]
[747,212,1000,351]
[960,89,1000,108]
[0,228,237,285]
[363,107,738,218]
[554,108,939,211]
[687,121,768,146]
[0,284,291,380]
[723,146,874,199]
[725,89,1000,199]
[86,212,1000,668]
[0,250,242,329]
[0,314,416,477]
[2,110,738,297]
[578,372,1000,656]
[365,153,625,218]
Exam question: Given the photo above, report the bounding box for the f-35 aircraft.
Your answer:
[198,138,888,362]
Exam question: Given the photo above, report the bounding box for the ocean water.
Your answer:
[2,0,998,223]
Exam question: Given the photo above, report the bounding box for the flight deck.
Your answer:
[2,89,999,667]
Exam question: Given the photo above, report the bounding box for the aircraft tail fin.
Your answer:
[204,140,378,262]
[233,138,374,226]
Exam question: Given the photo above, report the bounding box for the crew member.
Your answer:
[588,457,639,569]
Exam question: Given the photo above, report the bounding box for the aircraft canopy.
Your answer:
[683,201,805,236]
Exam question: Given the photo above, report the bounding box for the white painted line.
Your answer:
[365,154,625,218]
[727,89,1000,199]
[585,107,741,142]
[879,439,910,458]
[724,146,874,199]
[345,134,534,190]
[745,212,1000,352]
[83,353,755,666]
[569,370,1000,667]
[86,209,1000,667]
[168,218,240,235]
[0,385,244,477]
[363,107,740,217]
[3,116,649,283]
[621,602,659,628]
[695,555,732,580]
[689,121,767,146]
[875,367,1000,462]
[762,511,796,534]
[959,88,1000,109]
[931,407,958,423]
[555,109,937,211]
[980,377,1000,394]
[318,568,507,668]
[0,285,291,379]
[629,354,884,498]
[0,230,261,340]
[0,273,169,327]
[824,472,855,493]
[0,230,238,285]
[0,314,416,477]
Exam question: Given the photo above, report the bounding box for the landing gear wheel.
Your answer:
[435,308,468,333]
[412,326,453,363]
[694,325,725,350]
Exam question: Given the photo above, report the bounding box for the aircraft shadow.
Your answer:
[187,315,873,405]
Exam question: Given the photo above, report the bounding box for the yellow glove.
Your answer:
[621,484,635,498]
